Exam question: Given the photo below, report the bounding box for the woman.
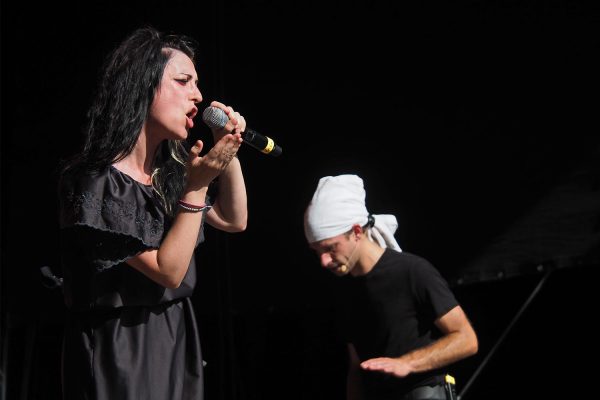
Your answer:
[58,26,247,399]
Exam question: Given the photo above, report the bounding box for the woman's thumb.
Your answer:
[189,140,204,160]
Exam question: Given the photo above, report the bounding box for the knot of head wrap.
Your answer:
[304,174,401,251]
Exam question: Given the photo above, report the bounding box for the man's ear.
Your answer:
[352,224,362,236]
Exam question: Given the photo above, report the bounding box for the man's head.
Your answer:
[304,174,401,276]
[304,175,369,243]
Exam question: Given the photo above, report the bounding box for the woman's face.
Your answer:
[146,49,202,141]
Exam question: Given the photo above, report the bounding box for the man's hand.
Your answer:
[360,357,412,378]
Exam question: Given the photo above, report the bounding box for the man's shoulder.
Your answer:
[383,249,429,264]
[378,249,438,274]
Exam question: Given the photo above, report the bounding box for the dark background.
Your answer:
[1,0,599,399]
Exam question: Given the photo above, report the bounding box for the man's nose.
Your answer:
[320,253,332,268]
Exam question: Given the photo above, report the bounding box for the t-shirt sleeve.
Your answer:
[410,256,459,320]
[59,169,166,271]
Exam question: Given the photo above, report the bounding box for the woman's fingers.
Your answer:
[205,133,241,166]
[188,140,204,161]
[208,101,246,135]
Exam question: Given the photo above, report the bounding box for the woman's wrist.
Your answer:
[221,154,240,175]
[181,186,208,205]
[177,199,212,213]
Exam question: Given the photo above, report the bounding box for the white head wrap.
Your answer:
[304,174,402,251]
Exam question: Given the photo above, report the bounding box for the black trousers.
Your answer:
[403,383,448,400]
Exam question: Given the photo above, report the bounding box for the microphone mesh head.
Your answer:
[202,106,228,129]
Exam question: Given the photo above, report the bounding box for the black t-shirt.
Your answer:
[337,249,458,399]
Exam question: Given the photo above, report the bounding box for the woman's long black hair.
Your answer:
[60,26,198,215]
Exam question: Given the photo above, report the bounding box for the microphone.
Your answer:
[202,106,282,157]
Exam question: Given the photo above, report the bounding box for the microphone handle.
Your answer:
[242,129,282,156]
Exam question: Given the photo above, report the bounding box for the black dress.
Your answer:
[59,166,205,400]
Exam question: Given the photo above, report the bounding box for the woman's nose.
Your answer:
[191,85,202,103]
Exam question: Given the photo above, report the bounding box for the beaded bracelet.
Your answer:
[178,200,212,213]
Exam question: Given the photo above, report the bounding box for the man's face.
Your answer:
[309,231,358,276]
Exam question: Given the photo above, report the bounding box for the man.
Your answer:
[304,174,478,400]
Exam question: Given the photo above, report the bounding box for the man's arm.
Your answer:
[360,305,478,377]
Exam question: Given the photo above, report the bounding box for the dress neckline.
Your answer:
[110,165,153,188]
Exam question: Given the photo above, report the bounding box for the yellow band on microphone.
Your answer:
[262,137,275,154]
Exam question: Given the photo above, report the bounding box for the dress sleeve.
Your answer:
[59,168,166,271]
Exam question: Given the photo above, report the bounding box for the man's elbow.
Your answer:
[471,338,479,355]
[465,332,479,357]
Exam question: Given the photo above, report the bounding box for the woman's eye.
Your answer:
[176,79,189,85]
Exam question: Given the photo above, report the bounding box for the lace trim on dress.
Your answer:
[64,188,164,248]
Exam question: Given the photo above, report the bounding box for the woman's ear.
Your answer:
[352,224,362,236]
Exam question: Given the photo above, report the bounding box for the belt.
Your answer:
[403,383,447,400]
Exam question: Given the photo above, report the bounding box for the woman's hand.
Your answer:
[185,133,243,191]
[209,100,247,140]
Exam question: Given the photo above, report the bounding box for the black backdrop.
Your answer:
[2,1,599,399]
